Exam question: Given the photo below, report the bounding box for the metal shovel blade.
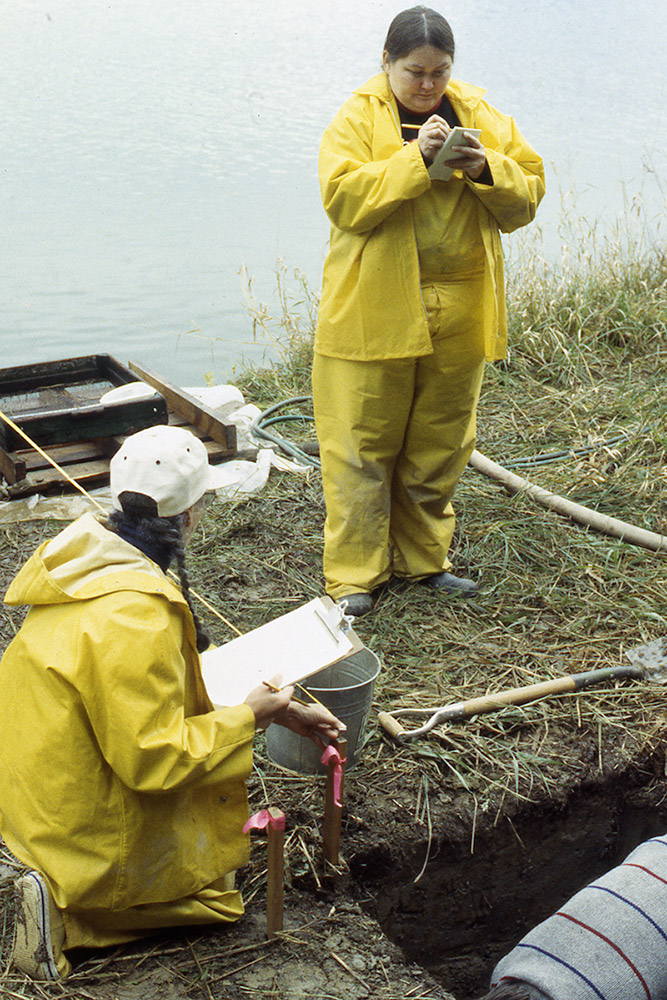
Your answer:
[625,637,667,684]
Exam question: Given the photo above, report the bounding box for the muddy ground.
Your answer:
[2,459,667,1000]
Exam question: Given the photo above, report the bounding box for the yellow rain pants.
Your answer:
[43,872,241,977]
[60,872,241,949]
[313,272,485,598]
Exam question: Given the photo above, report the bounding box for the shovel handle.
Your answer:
[460,675,577,716]
[459,665,644,718]
[379,665,645,741]
[378,711,407,739]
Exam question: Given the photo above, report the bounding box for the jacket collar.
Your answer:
[354,71,487,112]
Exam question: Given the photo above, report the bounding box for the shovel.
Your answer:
[378,639,667,743]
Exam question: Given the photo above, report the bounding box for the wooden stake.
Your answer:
[322,738,347,868]
[265,807,285,939]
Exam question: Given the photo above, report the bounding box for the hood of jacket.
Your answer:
[4,512,185,609]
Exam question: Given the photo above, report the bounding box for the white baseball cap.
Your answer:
[110,425,227,517]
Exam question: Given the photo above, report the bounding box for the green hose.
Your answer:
[251,396,321,468]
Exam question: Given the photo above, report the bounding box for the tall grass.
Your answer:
[236,261,319,404]
[504,193,667,379]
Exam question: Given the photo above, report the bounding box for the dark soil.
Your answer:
[2,464,667,1000]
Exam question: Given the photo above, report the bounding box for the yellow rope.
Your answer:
[0,409,107,513]
[187,586,242,636]
[0,409,242,636]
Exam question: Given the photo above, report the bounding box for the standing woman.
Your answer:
[313,5,545,617]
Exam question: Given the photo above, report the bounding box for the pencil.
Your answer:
[262,679,329,712]
[401,123,422,129]
[294,683,329,712]
[262,680,312,708]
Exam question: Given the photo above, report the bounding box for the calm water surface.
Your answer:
[2,0,666,384]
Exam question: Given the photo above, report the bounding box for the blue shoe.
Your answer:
[425,571,478,597]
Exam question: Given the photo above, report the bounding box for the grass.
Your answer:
[1,198,666,996]
[236,261,319,405]
[203,197,667,810]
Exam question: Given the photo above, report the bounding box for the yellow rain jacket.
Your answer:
[316,73,545,361]
[0,514,255,914]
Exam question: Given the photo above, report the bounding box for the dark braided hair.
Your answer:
[171,524,210,654]
[108,491,211,653]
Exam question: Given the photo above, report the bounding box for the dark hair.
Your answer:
[384,6,455,61]
[109,494,210,653]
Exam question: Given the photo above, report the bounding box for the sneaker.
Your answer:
[425,571,478,597]
[12,870,62,981]
[336,592,375,617]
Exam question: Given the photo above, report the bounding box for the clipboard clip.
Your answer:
[315,600,353,639]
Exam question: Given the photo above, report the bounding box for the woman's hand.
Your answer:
[244,675,294,731]
[447,132,488,180]
[417,114,450,162]
[418,118,488,179]
[244,676,345,747]
[272,701,346,750]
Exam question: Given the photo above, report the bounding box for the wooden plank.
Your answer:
[0,447,27,486]
[129,361,237,455]
[2,422,232,494]
[2,432,122,492]
[18,440,113,472]
[6,458,112,498]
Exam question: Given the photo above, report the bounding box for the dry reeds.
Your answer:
[194,196,667,812]
[0,195,665,996]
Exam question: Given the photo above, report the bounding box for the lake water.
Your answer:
[2,0,666,386]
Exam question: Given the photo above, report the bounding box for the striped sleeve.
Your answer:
[491,836,667,1000]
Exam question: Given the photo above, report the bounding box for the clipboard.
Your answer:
[200,596,364,708]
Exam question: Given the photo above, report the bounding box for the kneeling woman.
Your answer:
[0,425,342,979]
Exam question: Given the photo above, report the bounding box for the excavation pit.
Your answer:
[340,746,667,998]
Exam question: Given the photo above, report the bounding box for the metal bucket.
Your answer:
[265,646,381,774]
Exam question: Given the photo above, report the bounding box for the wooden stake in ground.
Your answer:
[242,807,285,939]
[322,738,347,868]
[265,807,285,939]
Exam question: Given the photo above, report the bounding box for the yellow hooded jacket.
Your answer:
[316,73,545,362]
[0,514,255,913]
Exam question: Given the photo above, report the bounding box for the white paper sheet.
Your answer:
[200,596,357,707]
